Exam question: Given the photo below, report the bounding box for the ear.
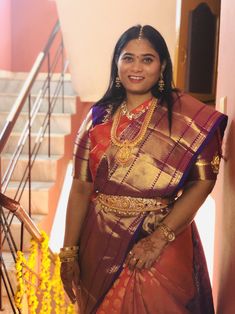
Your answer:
[161,60,167,73]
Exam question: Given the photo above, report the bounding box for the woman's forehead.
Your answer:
[120,39,158,56]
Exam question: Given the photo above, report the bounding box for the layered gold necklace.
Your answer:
[111,98,158,165]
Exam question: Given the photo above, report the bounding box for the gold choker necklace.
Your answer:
[120,101,151,120]
[111,98,158,165]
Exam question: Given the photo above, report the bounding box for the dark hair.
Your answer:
[94,25,178,129]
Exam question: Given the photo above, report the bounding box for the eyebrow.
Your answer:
[121,52,157,58]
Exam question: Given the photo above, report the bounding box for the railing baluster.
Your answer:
[0,212,17,258]
[61,41,65,113]
[28,94,32,218]
[0,262,18,313]
[47,53,51,158]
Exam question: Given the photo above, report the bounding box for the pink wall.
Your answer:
[0,0,59,72]
[11,0,58,72]
[213,0,235,313]
[0,0,12,70]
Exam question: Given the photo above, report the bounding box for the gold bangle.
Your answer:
[158,223,175,242]
[59,251,78,259]
[60,245,79,252]
[60,256,78,263]
[59,245,79,260]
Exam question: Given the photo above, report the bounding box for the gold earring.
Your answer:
[158,73,165,92]
[115,76,121,88]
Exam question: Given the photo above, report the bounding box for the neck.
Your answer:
[125,93,152,111]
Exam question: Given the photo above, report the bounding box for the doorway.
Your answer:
[174,0,221,103]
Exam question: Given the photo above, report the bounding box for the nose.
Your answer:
[131,60,143,72]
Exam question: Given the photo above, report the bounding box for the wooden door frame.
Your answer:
[174,0,221,102]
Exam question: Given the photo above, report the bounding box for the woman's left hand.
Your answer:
[125,233,167,270]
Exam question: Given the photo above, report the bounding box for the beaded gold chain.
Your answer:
[111,97,158,165]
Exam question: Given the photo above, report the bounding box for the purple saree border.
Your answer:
[92,105,111,127]
[177,114,227,191]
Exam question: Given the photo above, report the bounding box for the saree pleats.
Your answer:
[97,226,195,314]
[79,200,145,313]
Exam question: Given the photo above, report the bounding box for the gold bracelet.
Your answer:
[60,245,79,252]
[59,251,78,259]
[59,245,79,261]
[158,223,175,242]
[60,256,78,263]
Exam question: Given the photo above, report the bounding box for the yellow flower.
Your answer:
[39,231,52,314]
[15,230,75,313]
[67,303,76,314]
[51,254,67,313]
[15,251,26,309]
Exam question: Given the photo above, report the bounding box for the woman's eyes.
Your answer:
[121,56,154,64]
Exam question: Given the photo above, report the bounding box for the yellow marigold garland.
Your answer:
[51,254,66,314]
[39,231,52,314]
[15,251,26,309]
[67,303,76,314]
[26,239,39,313]
[15,230,77,313]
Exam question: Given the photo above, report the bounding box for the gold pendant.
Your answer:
[115,145,132,165]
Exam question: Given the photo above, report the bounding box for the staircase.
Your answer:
[0,74,91,313]
[0,74,77,241]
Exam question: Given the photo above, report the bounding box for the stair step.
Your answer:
[1,296,21,313]
[1,251,18,303]
[3,131,67,155]
[0,78,76,95]
[31,79,76,96]
[2,214,45,252]
[5,181,54,215]
[0,111,72,133]
[0,78,24,93]
[0,93,77,114]
[2,154,63,181]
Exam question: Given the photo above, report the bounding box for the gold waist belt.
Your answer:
[95,193,172,217]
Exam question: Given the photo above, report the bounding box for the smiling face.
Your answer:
[117,39,162,99]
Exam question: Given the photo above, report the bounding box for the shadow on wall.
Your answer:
[216,119,235,314]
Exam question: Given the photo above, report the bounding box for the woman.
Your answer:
[60,25,227,314]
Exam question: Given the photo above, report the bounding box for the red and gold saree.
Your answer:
[73,94,227,314]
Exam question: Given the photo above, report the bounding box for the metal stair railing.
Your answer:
[0,20,69,313]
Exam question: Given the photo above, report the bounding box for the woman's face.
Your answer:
[117,39,162,97]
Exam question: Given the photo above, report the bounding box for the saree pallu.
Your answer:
[73,94,227,314]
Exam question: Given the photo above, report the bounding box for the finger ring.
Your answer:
[129,251,133,256]
[132,257,137,261]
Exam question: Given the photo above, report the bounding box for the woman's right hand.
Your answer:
[60,259,81,304]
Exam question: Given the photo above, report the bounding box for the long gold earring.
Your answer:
[158,73,165,92]
[115,76,121,88]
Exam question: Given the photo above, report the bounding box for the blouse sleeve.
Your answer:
[187,129,223,181]
[72,110,93,182]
